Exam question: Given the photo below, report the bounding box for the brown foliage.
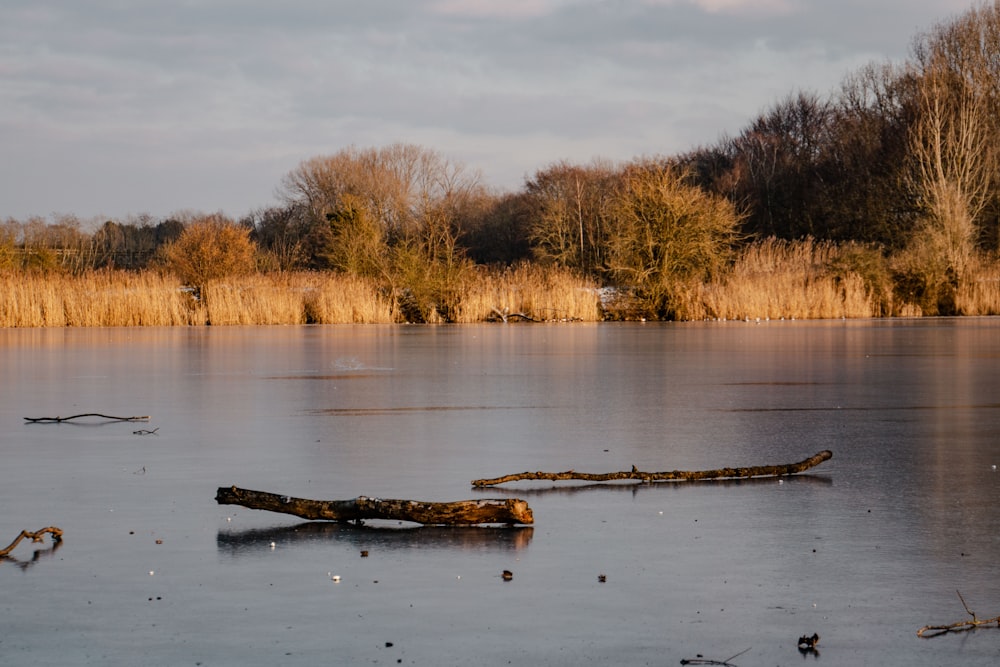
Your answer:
[605,162,742,319]
[161,216,257,291]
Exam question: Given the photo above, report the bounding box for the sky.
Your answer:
[0,0,974,224]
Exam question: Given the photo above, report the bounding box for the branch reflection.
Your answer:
[217,521,533,558]
[0,539,64,571]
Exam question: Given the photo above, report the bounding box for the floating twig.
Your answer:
[0,527,64,557]
[472,451,832,487]
[918,590,1000,637]
[216,486,534,525]
[24,413,150,423]
[680,647,751,665]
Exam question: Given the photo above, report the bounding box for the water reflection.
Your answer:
[217,522,534,557]
[0,539,64,572]
[5,321,1000,666]
[726,403,1000,412]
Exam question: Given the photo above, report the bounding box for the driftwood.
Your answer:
[918,590,1000,637]
[0,527,64,557]
[216,486,534,525]
[472,450,833,487]
[24,413,149,423]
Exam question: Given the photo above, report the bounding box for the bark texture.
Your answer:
[216,487,534,525]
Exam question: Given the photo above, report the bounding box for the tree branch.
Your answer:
[471,451,832,487]
[24,413,149,423]
[918,590,1000,637]
[0,527,64,557]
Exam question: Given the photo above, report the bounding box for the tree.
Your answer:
[824,61,919,247]
[161,215,257,295]
[243,204,317,271]
[908,2,1000,266]
[524,159,617,274]
[723,91,835,239]
[605,162,742,318]
[897,2,1000,313]
[682,76,921,248]
[323,194,391,280]
[279,144,485,266]
[462,191,533,265]
[391,204,473,322]
[0,220,17,271]
[278,144,487,321]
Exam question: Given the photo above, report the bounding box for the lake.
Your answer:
[2,320,999,666]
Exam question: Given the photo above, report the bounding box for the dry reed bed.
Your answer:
[3,246,998,326]
[0,271,198,327]
[202,274,395,325]
[956,258,1000,315]
[455,264,602,323]
[687,238,880,321]
[0,268,594,326]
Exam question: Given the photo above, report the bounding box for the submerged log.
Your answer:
[215,486,534,525]
[471,450,833,487]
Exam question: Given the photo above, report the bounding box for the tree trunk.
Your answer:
[215,486,534,525]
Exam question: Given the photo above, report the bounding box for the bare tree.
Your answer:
[280,144,483,243]
[524,159,617,273]
[908,2,1000,273]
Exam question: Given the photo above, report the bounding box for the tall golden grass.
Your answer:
[2,248,997,327]
[454,263,602,323]
[680,238,881,320]
[0,270,401,327]
[0,270,199,327]
[197,272,400,324]
[956,255,1000,315]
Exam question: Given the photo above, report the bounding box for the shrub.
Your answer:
[823,241,893,316]
[161,216,257,294]
[605,162,742,319]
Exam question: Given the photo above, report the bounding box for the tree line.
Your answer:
[4,1,1000,319]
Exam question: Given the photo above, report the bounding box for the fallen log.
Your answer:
[215,486,534,525]
[471,450,832,487]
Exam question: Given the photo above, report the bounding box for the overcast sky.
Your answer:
[0,0,974,223]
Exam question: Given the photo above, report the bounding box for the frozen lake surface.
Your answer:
[2,320,1000,666]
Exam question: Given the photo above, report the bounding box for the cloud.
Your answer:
[427,0,566,19]
[0,0,980,220]
[643,0,797,16]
